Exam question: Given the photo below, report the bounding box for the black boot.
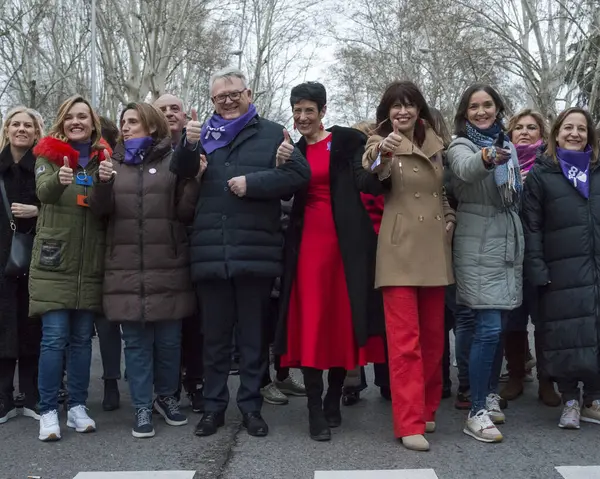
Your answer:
[303,368,330,441]
[102,379,120,411]
[323,367,345,428]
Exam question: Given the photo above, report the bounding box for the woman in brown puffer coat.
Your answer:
[88,102,200,439]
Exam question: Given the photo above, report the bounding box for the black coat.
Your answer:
[0,146,41,359]
[522,154,600,379]
[170,116,311,281]
[274,126,386,354]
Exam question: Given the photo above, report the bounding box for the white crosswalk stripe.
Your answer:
[73,472,196,479]
[314,467,600,479]
[556,466,600,478]
[315,471,439,479]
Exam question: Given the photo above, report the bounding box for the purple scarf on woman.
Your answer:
[515,140,542,173]
[200,104,258,154]
[557,145,593,199]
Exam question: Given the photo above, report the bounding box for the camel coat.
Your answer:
[363,128,455,288]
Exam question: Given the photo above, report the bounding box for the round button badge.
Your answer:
[149,168,157,174]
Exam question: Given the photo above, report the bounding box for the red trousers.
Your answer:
[383,286,445,438]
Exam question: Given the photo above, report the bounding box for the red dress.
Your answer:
[280,134,385,370]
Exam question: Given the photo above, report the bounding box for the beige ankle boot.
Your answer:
[401,434,430,451]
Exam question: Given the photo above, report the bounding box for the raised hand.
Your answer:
[98,149,115,182]
[276,129,294,166]
[186,108,202,146]
[379,119,403,155]
[228,176,247,197]
[59,156,74,185]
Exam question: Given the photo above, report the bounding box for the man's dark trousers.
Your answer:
[198,277,272,414]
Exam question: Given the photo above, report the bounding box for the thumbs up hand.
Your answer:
[276,129,294,166]
[59,156,74,185]
[186,108,202,147]
[98,149,115,182]
[379,119,403,155]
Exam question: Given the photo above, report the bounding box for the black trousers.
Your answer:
[198,277,272,414]
[181,314,204,391]
[0,357,38,408]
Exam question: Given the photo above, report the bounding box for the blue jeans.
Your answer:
[469,309,503,413]
[121,320,182,409]
[38,309,95,414]
[453,304,476,391]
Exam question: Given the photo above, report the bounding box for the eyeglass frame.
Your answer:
[211,89,248,104]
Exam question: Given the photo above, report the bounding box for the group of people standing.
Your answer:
[0,66,599,454]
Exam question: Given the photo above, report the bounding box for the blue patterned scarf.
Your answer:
[465,122,521,207]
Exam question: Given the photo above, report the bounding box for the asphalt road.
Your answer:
[2,337,600,479]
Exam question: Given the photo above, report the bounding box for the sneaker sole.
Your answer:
[39,432,61,441]
[22,408,41,421]
[558,423,581,429]
[262,396,289,406]
[66,420,96,433]
[462,427,503,443]
[276,386,306,397]
[0,408,18,423]
[581,416,600,425]
[132,429,156,438]
[154,403,188,426]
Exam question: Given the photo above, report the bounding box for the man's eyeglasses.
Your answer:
[212,89,247,104]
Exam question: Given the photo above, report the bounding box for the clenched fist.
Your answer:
[379,119,403,155]
[276,129,294,166]
[59,156,74,185]
[228,176,247,197]
[98,149,115,182]
[198,154,208,178]
[186,108,202,147]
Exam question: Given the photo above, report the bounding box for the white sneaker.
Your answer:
[486,393,506,424]
[39,410,61,441]
[463,409,503,443]
[559,400,581,429]
[66,405,96,433]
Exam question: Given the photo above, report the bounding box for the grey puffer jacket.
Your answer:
[447,136,524,310]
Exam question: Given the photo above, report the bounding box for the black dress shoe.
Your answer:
[242,412,269,437]
[342,390,360,407]
[195,412,225,437]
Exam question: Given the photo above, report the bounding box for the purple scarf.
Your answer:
[200,104,258,154]
[71,141,91,168]
[124,136,153,165]
[515,140,542,173]
[557,146,592,199]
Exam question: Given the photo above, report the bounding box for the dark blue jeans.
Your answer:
[447,284,476,391]
[38,309,95,414]
[121,320,182,409]
[469,309,503,413]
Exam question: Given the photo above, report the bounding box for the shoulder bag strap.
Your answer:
[0,175,16,232]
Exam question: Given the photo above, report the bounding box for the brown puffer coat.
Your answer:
[88,137,199,322]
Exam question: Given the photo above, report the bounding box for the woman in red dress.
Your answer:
[274,82,386,442]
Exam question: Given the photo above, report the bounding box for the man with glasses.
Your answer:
[170,67,310,438]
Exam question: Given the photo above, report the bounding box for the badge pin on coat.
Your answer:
[149,168,157,174]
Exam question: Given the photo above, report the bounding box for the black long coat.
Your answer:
[274,126,386,355]
[0,146,41,359]
[522,154,600,379]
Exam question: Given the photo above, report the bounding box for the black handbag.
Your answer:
[0,175,34,277]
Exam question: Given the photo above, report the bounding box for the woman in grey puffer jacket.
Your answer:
[447,84,523,444]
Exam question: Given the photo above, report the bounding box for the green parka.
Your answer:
[29,136,111,317]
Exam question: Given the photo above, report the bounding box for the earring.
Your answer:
[319,122,324,130]
[293,123,297,130]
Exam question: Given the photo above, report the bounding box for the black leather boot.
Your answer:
[102,379,120,411]
[323,367,346,428]
[303,368,330,441]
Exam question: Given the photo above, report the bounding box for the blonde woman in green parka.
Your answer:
[30,95,112,442]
